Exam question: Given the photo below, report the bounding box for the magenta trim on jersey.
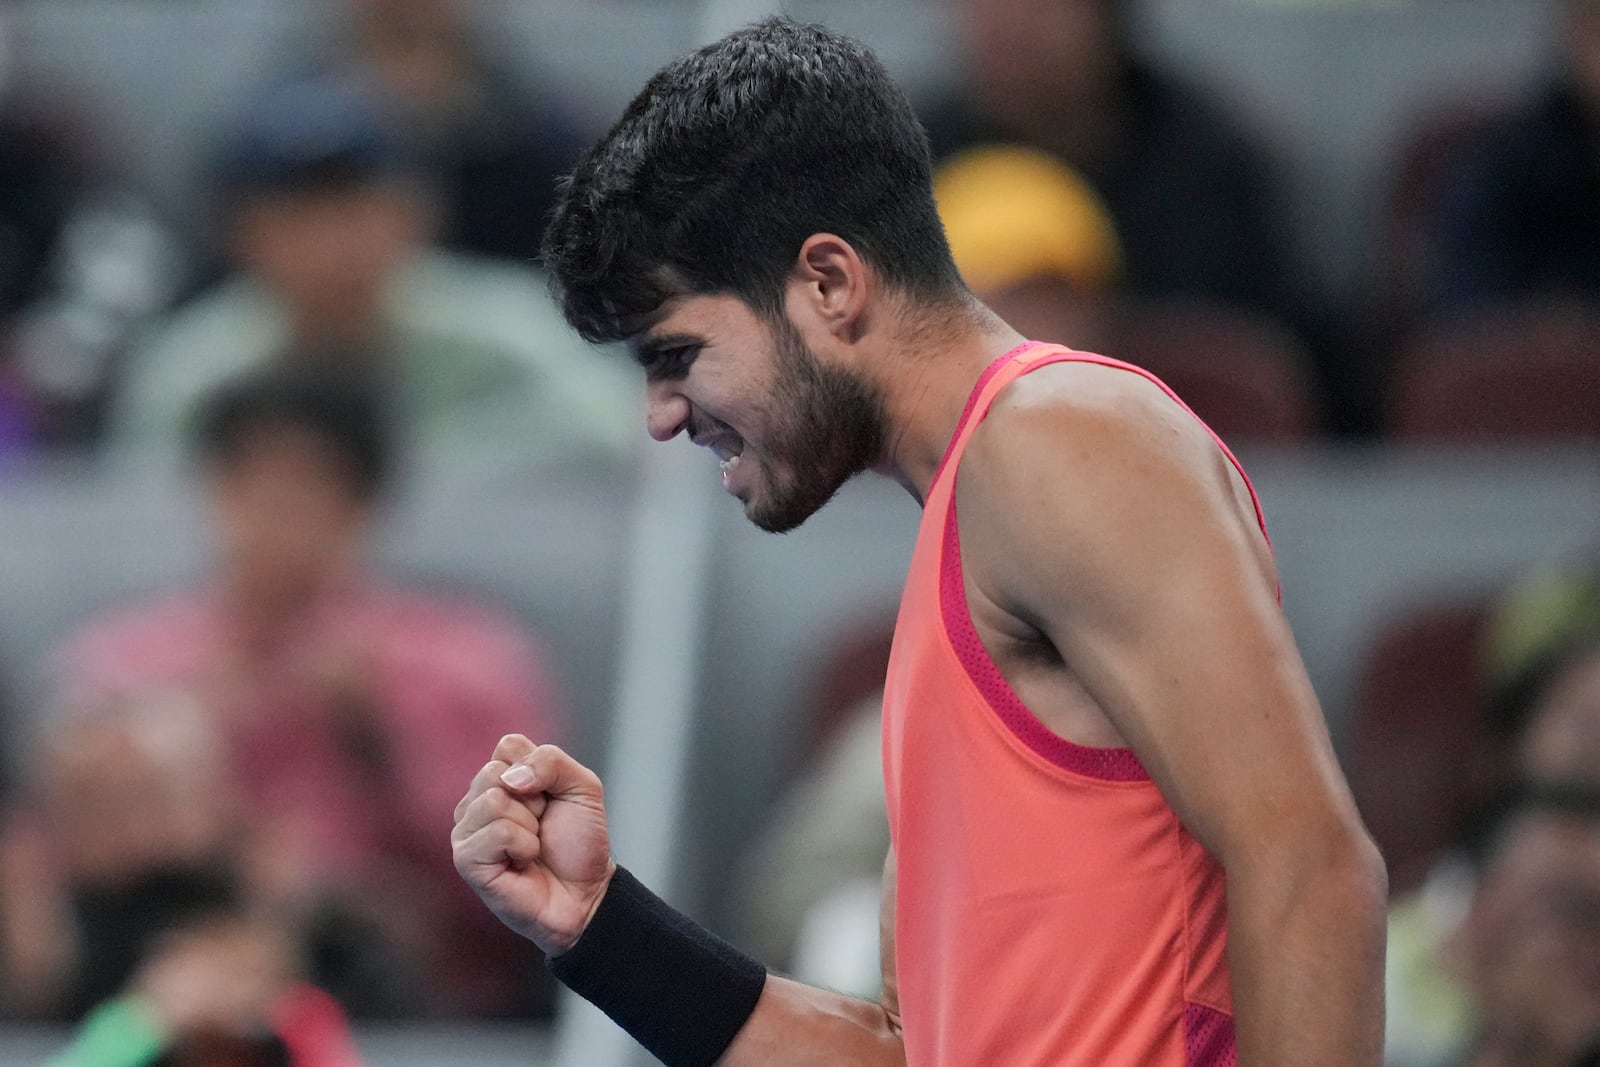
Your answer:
[933,345,1278,780]
[929,340,1045,491]
[1183,1002,1238,1067]
[937,346,1271,550]
[1058,353,1273,552]
[941,499,1152,780]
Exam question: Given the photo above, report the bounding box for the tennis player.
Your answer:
[452,17,1385,1066]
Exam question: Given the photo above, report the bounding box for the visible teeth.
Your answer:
[720,454,742,473]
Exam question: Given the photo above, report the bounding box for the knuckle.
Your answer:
[490,820,532,857]
[482,786,518,818]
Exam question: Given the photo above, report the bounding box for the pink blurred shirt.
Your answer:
[60,580,565,1015]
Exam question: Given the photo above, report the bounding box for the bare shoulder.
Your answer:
[961,359,1243,506]
[955,358,1273,627]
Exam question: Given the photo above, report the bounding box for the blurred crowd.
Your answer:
[0,0,1596,1063]
[2,0,635,1057]
[4,0,1597,456]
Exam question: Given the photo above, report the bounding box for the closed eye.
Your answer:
[635,340,702,381]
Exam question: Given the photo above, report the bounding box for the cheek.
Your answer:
[213,492,282,563]
[256,507,346,565]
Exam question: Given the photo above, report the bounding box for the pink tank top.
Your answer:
[882,341,1268,1066]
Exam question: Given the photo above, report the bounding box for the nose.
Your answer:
[645,378,690,442]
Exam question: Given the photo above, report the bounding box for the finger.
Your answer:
[455,735,544,822]
[453,814,543,874]
[456,757,515,823]
[456,760,553,824]
[499,744,602,800]
[493,733,539,765]
[451,785,545,846]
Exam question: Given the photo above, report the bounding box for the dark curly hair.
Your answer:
[542,17,964,344]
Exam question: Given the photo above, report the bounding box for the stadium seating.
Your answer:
[1391,299,1600,440]
[1114,300,1319,442]
[1346,594,1498,895]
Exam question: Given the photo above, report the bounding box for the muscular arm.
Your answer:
[452,738,905,1066]
[956,365,1387,1066]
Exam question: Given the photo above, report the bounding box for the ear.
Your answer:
[787,233,870,342]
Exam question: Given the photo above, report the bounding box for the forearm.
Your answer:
[550,867,903,1067]
[718,975,904,1067]
[1227,836,1388,1066]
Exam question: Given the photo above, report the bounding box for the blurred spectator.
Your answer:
[109,76,636,476]
[931,143,1314,441]
[1427,0,1600,313]
[920,0,1305,332]
[0,690,254,1020]
[1388,619,1600,1067]
[932,143,1121,350]
[1488,555,1600,713]
[0,106,73,453]
[1491,630,1600,794]
[733,619,899,995]
[0,97,187,452]
[0,693,364,1067]
[56,366,567,1018]
[49,910,362,1067]
[1448,785,1600,1067]
[732,689,889,996]
[314,0,587,262]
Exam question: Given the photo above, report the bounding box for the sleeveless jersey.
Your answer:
[882,341,1270,1066]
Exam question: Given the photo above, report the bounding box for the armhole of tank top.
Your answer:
[939,351,1152,782]
[936,350,1276,780]
[1035,353,1273,551]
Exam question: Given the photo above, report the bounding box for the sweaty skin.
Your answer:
[451,234,1386,1066]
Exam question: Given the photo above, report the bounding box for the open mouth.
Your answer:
[690,419,750,492]
[717,443,748,494]
[703,436,745,475]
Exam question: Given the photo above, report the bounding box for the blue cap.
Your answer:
[213,77,422,197]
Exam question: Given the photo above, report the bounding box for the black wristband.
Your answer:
[548,866,767,1067]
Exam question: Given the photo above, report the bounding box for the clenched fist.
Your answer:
[451,734,616,956]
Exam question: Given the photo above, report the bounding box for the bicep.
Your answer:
[961,385,1363,868]
[1066,535,1348,867]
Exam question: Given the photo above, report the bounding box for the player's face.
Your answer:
[632,293,886,533]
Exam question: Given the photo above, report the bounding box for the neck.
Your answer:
[872,296,1027,505]
[289,291,387,351]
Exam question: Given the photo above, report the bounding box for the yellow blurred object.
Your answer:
[934,144,1123,295]
[1487,563,1600,694]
